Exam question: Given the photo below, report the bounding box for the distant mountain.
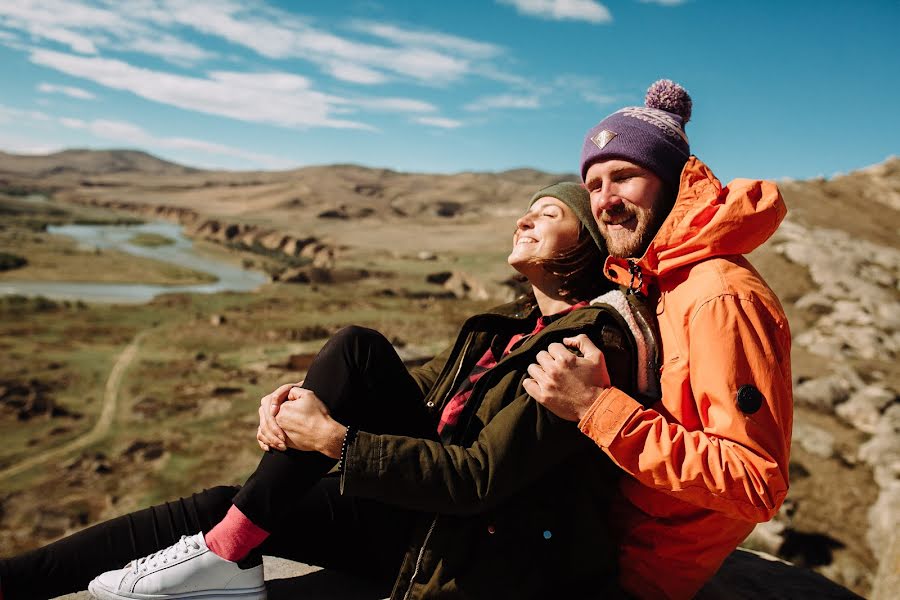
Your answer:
[0,149,198,177]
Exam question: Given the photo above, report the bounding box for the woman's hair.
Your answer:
[522,224,614,302]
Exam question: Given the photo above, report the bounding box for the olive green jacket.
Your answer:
[341,295,638,599]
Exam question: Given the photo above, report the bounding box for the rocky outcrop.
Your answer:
[425,270,516,302]
[764,185,899,594]
[773,220,900,362]
[0,378,81,421]
[53,549,863,600]
[696,549,862,599]
[275,266,369,285]
[60,196,337,265]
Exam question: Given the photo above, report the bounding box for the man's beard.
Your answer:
[601,202,668,258]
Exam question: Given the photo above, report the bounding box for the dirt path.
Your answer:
[0,330,148,482]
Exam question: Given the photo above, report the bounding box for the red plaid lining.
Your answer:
[436,301,588,438]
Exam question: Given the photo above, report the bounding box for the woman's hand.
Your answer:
[275,387,347,459]
[256,381,302,452]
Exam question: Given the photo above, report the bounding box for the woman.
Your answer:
[0,183,655,599]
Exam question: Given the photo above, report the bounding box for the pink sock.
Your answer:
[204,504,269,562]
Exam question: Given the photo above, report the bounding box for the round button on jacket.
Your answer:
[736,385,763,414]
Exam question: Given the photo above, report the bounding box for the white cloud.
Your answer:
[0,1,213,64]
[580,92,618,106]
[154,0,477,85]
[413,116,463,129]
[0,132,64,154]
[127,33,215,65]
[550,74,624,107]
[0,2,509,86]
[498,0,612,24]
[464,94,541,111]
[29,49,374,130]
[56,114,291,168]
[3,1,529,136]
[355,97,436,113]
[29,49,442,131]
[0,102,289,167]
[58,117,87,128]
[0,105,53,123]
[325,60,388,85]
[349,21,501,59]
[38,82,96,99]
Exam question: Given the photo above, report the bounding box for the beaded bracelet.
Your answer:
[338,426,358,471]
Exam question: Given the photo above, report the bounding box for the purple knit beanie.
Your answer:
[580,80,692,191]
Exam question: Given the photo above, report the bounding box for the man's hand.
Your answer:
[522,334,611,422]
[275,388,347,459]
[256,380,303,452]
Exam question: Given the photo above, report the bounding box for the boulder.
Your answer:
[835,385,896,434]
[425,270,514,302]
[858,404,900,487]
[793,421,836,458]
[793,368,864,410]
[425,271,453,285]
[866,482,900,556]
[696,548,862,599]
[871,532,900,600]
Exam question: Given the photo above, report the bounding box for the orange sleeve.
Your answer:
[578,294,792,522]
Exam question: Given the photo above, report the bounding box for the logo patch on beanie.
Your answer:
[592,129,617,149]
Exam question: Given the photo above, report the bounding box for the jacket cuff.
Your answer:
[577,387,642,448]
[339,430,383,495]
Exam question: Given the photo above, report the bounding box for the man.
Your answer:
[522,80,793,599]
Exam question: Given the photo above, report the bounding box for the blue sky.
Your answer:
[0,1,897,182]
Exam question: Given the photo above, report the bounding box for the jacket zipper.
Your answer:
[400,332,475,600]
[420,315,486,410]
[398,311,600,600]
[401,517,438,600]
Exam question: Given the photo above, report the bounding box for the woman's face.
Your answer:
[508,197,582,274]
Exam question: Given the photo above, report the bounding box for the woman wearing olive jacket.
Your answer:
[0,183,657,600]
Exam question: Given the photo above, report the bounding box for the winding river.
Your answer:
[0,222,268,303]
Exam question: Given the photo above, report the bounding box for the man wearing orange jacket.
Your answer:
[523,80,793,599]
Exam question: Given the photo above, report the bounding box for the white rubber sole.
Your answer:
[88,579,267,600]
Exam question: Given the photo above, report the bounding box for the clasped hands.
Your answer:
[521,334,612,422]
[256,383,346,459]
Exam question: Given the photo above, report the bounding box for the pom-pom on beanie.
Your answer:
[579,79,692,191]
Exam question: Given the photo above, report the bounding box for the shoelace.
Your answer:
[132,535,202,574]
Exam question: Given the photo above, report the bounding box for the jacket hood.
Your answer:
[614,157,786,278]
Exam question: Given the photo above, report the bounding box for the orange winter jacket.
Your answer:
[578,157,793,599]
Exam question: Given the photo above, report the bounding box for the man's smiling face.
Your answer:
[584,159,670,258]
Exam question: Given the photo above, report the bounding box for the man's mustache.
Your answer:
[600,205,635,224]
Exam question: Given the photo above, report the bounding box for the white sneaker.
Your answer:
[88,532,266,599]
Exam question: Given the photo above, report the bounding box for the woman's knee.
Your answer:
[328,325,390,354]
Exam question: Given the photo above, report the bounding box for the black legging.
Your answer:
[0,326,438,600]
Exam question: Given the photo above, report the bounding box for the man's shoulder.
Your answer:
[666,255,787,323]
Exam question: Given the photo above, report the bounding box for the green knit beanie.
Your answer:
[529,182,605,254]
